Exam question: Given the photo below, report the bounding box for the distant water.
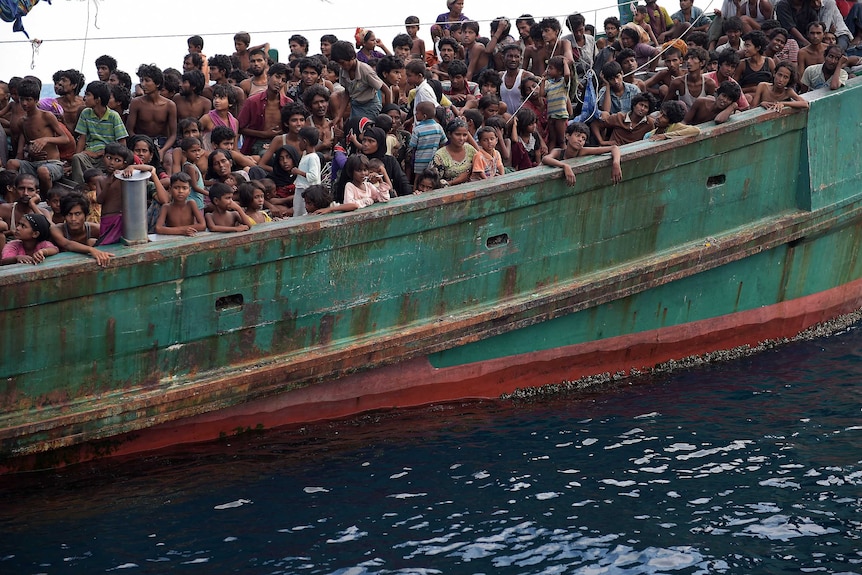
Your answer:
[2,324,861,574]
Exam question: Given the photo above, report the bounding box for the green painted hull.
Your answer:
[2,81,861,471]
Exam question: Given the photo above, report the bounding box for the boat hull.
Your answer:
[2,80,861,472]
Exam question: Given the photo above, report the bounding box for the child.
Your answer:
[45,188,67,225]
[510,108,545,170]
[409,101,446,185]
[180,137,208,209]
[96,143,153,245]
[303,184,334,214]
[205,182,251,233]
[169,118,206,175]
[200,84,239,150]
[542,122,622,186]
[292,126,322,217]
[541,56,572,149]
[82,168,104,224]
[367,158,393,199]
[414,168,442,194]
[1,213,58,266]
[155,172,207,236]
[471,126,505,181]
[269,145,301,213]
[49,192,114,267]
[405,16,427,58]
[322,154,388,213]
[237,181,272,225]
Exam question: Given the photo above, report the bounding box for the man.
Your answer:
[644,46,684,99]
[240,49,269,97]
[287,57,334,103]
[666,47,717,106]
[432,37,459,80]
[94,54,117,82]
[684,80,742,124]
[800,43,849,91]
[126,64,177,156]
[238,62,293,156]
[173,70,211,121]
[52,69,86,134]
[499,44,527,113]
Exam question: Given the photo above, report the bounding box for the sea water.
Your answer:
[1,324,861,574]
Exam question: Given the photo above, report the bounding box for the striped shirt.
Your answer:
[75,107,128,153]
[409,119,446,175]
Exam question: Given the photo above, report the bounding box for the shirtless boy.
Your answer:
[205,182,250,233]
[666,47,717,105]
[7,79,71,194]
[232,32,270,75]
[95,143,143,245]
[155,172,207,236]
[127,64,178,157]
[684,80,742,124]
[644,46,684,99]
[542,122,622,186]
[203,54,246,117]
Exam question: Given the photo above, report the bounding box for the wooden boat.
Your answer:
[2,78,861,473]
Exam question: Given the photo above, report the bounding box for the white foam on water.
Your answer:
[326,525,369,544]
[107,564,139,570]
[567,481,582,487]
[600,479,637,487]
[390,472,409,479]
[509,482,532,491]
[665,443,697,452]
[303,487,330,493]
[556,442,574,447]
[759,478,801,489]
[689,498,711,505]
[181,558,210,564]
[535,492,560,500]
[583,438,598,446]
[473,470,490,479]
[213,499,252,509]
[675,441,752,461]
[571,499,596,507]
[387,492,428,499]
[739,514,840,541]
[667,491,681,498]
[223,536,237,542]
[635,412,661,419]
[558,469,580,474]
[640,465,669,473]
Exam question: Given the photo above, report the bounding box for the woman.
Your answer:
[360,126,412,197]
[431,118,477,187]
[128,135,171,232]
[436,0,469,30]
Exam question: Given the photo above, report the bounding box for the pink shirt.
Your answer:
[2,240,55,258]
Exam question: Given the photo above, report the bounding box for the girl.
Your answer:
[367,158,393,200]
[359,126,412,197]
[471,126,505,181]
[519,75,548,144]
[168,118,205,175]
[510,107,545,170]
[128,134,171,232]
[237,181,272,225]
[257,102,308,174]
[1,213,58,266]
[321,154,389,213]
[414,168,441,194]
[431,118,478,186]
[752,61,808,111]
[180,137,208,209]
[49,192,114,267]
[269,145,301,212]
[199,84,238,151]
[304,184,335,214]
[45,188,66,225]
[355,28,390,63]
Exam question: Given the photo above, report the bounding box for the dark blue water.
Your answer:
[2,325,861,574]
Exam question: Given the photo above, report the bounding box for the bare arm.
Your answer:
[49,225,114,266]
[541,148,576,185]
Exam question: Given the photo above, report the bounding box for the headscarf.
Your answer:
[37,98,64,117]
[361,126,388,160]
[270,144,301,188]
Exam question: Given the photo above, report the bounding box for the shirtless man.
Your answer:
[644,46,684,99]
[684,81,742,123]
[173,70,211,122]
[240,49,269,98]
[0,173,50,238]
[432,38,459,80]
[303,85,336,157]
[797,21,826,78]
[7,79,71,194]
[52,69,86,135]
[666,47,717,105]
[203,54,246,117]
[0,79,26,159]
[127,64,178,157]
[238,62,293,156]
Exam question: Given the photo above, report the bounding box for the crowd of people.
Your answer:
[0,0,856,266]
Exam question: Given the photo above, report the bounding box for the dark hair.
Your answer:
[519,74,539,99]
[162,69,181,94]
[766,27,789,41]
[604,16,621,29]
[825,43,846,59]
[170,171,193,186]
[137,63,164,88]
[82,168,103,183]
[438,37,459,53]
[289,34,309,49]
[716,80,742,101]
[178,117,202,137]
[209,182,233,201]
[298,57,323,76]
[105,142,135,164]
[447,59,468,78]
[182,69,205,95]
[298,125,320,147]
[23,212,51,240]
[477,94,501,112]
[110,69,132,90]
[184,53,203,70]
[566,12,586,32]
[206,148,234,179]
[234,32,251,46]
[330,40,357,62]
[302,84,331,108]
[393,33,414,50]
[687,31,709,48]
[320,34,338,45]
[209,54,232,75]
[187,35,204,49]
[236,181,258,208]
[462,108,483,129]
[95,54,118,72]
[723,16,744,33]
[774,60,797,85]
[601,61,623,80]
[566,121,589,136]
[514,107,537,133]
[17,78,40,100]
[60,192,91,217]
[462,20,480,34]
[53,68,85,92]
[180,136,202,152]
[477,68,501,89]
[127,134,162,171]
[620,28,640,43]
[211,126,237,146]
[717,49,741,68]
[547,55,565,72]
[405,59,426,76]
[376,55,405,77]
[687,46,710,64]
[490,16,512,38]
[405,15,420,25]
[742,30,768,54]
[211,82,237,106]
[269,62,291,79]
[324,60,341,76]
[631,92,653,111]
[281,102,308,127]
[373,113,393,133]
[229,69,249,84]
[661,100,687,123]
[304,184,333,211]
[415,168,441,190]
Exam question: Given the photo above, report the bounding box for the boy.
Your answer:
[540,56,572,149]
[179,137,208,209]
[289,34,309,59]
[187,35,210,83]
[329,40,392,124]
[594,93,656,145]
[684,80,742,124]
[203,54,246,117]
[6,79,71,194]
[392,34,414,62]
[291,126,321,217]
[715,17,744,54]
[95,54,117,82]
[155,172,206,236]
[797,21,827,78]
[405,59,437,122]
[597,61,642,115]
[320,34,338,60]
[375,55,408,107]
[661,0,710,43]
[409,101,446,185]
[666,47,717,106]
[302,85,335,157]
[440,59,479,111]
[704,50,750,111]
[645,100,702,139]
[127,64,178,157]
[238,62,292,156]
[542,122,622,186]
[205,182,250,233]
[405,16,427,58]
[95,143,151,245]
[71,80,129,184]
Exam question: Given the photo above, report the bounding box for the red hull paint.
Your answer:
[10,276,862,473]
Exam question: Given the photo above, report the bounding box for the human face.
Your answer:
[289,41,305,56]
[416,177,435,193]
[234,40,248,53]
[217,138,236,152]
[15,177,38,203]
[300,66,320,87]
[268,72,287,94]
[742,40,757,58]
[387,109,402,129]
[572,24,586,42]
[608,72,624,91]
[620,34,635,49]
[183,124,201,139]
[823,32,837,45]
[180,79,193,96]
[632,100,649,118]
[304,197,318,213]
[479,132,497,152]
[320,41,332,57]
[656,111,670,129]
[679,0,692,9]
[823,49,842,73]
[170,181,191,202]
[541,27,557,44]
[185,144,204,162]
[286,114,304,134]
[65,204,87,231]
[104,153,127,173]
[405,70,423,88]
[54,76,72,97]
[183,56,195,72]
[406,24,419,38]
[665,53,682,73]
[715,93,732,109]
[808,24,824,45]
[278,151,295,171]
[726,28,741,45]
[132,141,153,163]
[504,49,522,70]
[566,129,587,151]
[605,24,619,39]
[19,96,36,114]
[213,153,233,176]
[482,103,499,119]
[97,65,111,81]
[108,73,122,86]
[361,135,379,155]
[463,28,478,46]
[447,126,469,149]
[14,217,37,241]
[249,54,267,76]
[769,33,787,54]
[394,45,411,60]
[214,193,233,210]
[213,93,229,111]
[363,33,377,51]
[309,94,329,118]
[686,54,703,72]
[139,76,158,95]
[252,189,265,210]
[449,0,464,15]
[517,20,532,39]
[386,68,404,87]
